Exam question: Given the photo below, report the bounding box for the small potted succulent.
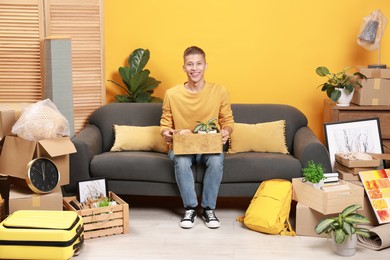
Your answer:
[316,66,367,106]
[302,160,326,189]
[315,204,370,257]
[193,118,218,134]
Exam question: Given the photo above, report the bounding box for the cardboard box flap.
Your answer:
[0,136,36,177]
[38,136,76,157]
[0,110,17,138]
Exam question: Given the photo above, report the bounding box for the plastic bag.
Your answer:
[357,9,388,51]
[12,99,70,141]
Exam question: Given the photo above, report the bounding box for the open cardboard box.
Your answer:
[292,178,364,215]
[0,136,76,186]
[173,133,222,155]
[335,153,382,168]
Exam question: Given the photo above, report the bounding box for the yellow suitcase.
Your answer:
[0,210,84,260]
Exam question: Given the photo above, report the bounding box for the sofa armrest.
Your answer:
[293,127,332,173]
[62,124,103,195]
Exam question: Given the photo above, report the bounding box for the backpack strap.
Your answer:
[280,219,296,236]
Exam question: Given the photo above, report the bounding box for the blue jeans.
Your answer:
[169,150,224,209]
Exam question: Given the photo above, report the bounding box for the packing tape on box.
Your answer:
[32,196,40,207]
[373,79,381,89]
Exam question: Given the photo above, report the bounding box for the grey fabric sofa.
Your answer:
[62,103,332,197]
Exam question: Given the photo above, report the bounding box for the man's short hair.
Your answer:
[183,46,206,60]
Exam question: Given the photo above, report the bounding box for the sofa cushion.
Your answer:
[220,152,302,183]
[111,125,168,153]
[228,121,288,154]
[90,151,176,183]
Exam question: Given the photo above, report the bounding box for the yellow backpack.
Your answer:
[237,179,296,236]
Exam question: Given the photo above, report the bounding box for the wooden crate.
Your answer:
[173,133,222,155]
[63,192,129,239]
[292,178,364,215]
[335,154,381,168]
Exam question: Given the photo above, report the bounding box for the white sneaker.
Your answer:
[202,208,221,229]
[180,209,196,229]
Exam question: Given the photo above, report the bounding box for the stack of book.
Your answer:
[323,172,339,186]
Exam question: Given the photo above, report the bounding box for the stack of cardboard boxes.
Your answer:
[352,67,390,106]
[292,158,379,237]
[0,103,76,217]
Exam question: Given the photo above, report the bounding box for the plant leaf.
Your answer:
[129,48,150,77]
[341,204,362,218]
[130,70,150,93]
[342,221,353,236]
[344,213,370,224]
[355,228,371,238]
[316,66,330,77]
[330,89,341,101]
[315,218,336,234]
[335,229,346,244]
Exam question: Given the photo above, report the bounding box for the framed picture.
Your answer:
[324,118,383,171]
[77,178,108,204]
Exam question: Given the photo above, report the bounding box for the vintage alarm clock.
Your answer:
[26,157,60,193]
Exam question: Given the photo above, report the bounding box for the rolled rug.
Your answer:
[358,224,390,250]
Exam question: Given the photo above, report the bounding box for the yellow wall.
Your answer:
[104,0,390,142]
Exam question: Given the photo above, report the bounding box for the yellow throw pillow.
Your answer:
[111,125,168,153]
[228,120,289,154]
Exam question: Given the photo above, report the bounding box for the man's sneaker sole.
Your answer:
[202,215,220,229]
[180,217,196,229]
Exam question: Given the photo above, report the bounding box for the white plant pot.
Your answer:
[331,232,357,257]
[336,88,354,107]
[306,179,324,189]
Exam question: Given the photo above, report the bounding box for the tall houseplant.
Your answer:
[315,204,370,256]
[316,66,367,105]
[108,48,162,103]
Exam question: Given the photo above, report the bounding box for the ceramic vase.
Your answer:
[331,232,357,257]
[336,88,354,106]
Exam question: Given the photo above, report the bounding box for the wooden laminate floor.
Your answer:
[75,196,390,260]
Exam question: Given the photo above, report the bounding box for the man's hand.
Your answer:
[162,128,174,144]
[221,127,232,144]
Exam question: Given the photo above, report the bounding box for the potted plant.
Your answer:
[316,66,367,106]
[108,48,162,103]
[193,118,217,134]
[302,160,326,189]
[315,204,370,257]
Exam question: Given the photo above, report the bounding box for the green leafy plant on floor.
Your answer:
[108,48,162,103]
[316,66,367,102]
[193,118,217,133]
[315,204,370,244]
[302,160,325,184]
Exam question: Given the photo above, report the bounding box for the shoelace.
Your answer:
[183,210,195,220]
[205,210,217,220]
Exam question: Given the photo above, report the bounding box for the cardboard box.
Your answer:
[0,103,31,139]
[0,136,76,186]
[337,169,361,181]
[359,67,390,79]
[334,161,376,175]
[352,78,390,105]
[8,185,63,214]
[292,178,364,215]
[173,133,222,155]
[63,192,129,239]
[335,154,381,168]
[295,197,378,237]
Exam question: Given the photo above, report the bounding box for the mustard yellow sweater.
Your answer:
[160,82,234,133]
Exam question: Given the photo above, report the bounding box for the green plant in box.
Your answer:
[194,118,217,133]
[302,160,325,184]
